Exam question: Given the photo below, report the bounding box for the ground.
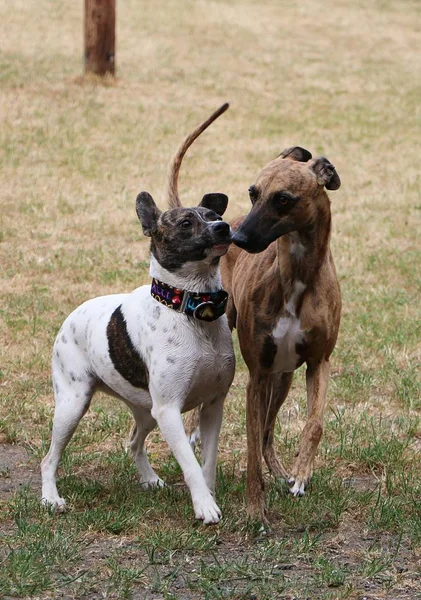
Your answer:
[1,0,420,598]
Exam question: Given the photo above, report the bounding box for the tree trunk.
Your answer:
[84,0,116,76]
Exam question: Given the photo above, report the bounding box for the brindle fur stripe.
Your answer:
[107,306,149,389]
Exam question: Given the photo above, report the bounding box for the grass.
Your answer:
[1,0,421,597]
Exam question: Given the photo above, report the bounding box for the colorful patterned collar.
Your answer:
[150,278,228,322]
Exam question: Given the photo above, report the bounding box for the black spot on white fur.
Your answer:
[106,306,149,389]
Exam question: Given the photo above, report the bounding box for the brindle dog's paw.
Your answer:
[288,477,307,497]
[246,502,272,534]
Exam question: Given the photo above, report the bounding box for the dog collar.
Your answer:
[150,278,228,322]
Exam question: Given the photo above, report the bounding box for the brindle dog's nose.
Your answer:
[231,231,249,248]
[213,221,230,235]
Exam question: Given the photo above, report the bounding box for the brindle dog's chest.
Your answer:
[257,278,310,373]
[270,313,306,373]
[258,311,306,374]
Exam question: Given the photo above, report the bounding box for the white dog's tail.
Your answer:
[166,103,229,210]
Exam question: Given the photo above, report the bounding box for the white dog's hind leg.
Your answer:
[128,405,165,489]
[199,396,224,495]
[151,401,222,524]
[188,425,201,451]
[184,408,201,451]
[41,352,94,509]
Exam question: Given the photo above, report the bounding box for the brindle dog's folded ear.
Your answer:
[278,146,313,162]
[136,192,162,237]
[309,157,341,190]
[199,193,229,216]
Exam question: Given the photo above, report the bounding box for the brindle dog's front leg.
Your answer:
[289,359,330,496]
[246,377,268,525]
[262,372,293,480]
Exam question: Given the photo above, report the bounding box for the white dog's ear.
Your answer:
[136,192,162,236]
[199,193,229,216]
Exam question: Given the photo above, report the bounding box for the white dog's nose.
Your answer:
[211,221,230,235]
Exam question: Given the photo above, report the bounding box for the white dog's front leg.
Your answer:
[199,396,224,495]
[151,402,222,524]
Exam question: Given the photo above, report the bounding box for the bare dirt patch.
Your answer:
[0,443,40,500]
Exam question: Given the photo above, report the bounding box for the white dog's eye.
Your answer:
[180,219,192,229]
[206,212,221,222]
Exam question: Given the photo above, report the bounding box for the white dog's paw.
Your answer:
[288,477,306,497]
[140,477,165,490]
[193,493,222,525]
[41,495,67,512]
[188,427,201,451]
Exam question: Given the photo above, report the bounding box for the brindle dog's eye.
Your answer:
[248,186,257,204]
[274,192,294,206]
[180,219,192,229]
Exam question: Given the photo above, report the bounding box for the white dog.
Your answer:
[41,104,235,524]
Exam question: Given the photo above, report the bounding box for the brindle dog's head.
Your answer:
[232,146,341,253]
[136,104,232,273]
[136,191,231,272]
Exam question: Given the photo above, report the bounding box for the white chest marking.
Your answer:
[290,241,306,259]
[285,280,306,316]
[271,280,306,373]
[271,316,304,373]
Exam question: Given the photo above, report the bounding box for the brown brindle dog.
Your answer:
[223,146,342,524]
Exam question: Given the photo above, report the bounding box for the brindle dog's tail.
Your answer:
[166,103,229,209]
